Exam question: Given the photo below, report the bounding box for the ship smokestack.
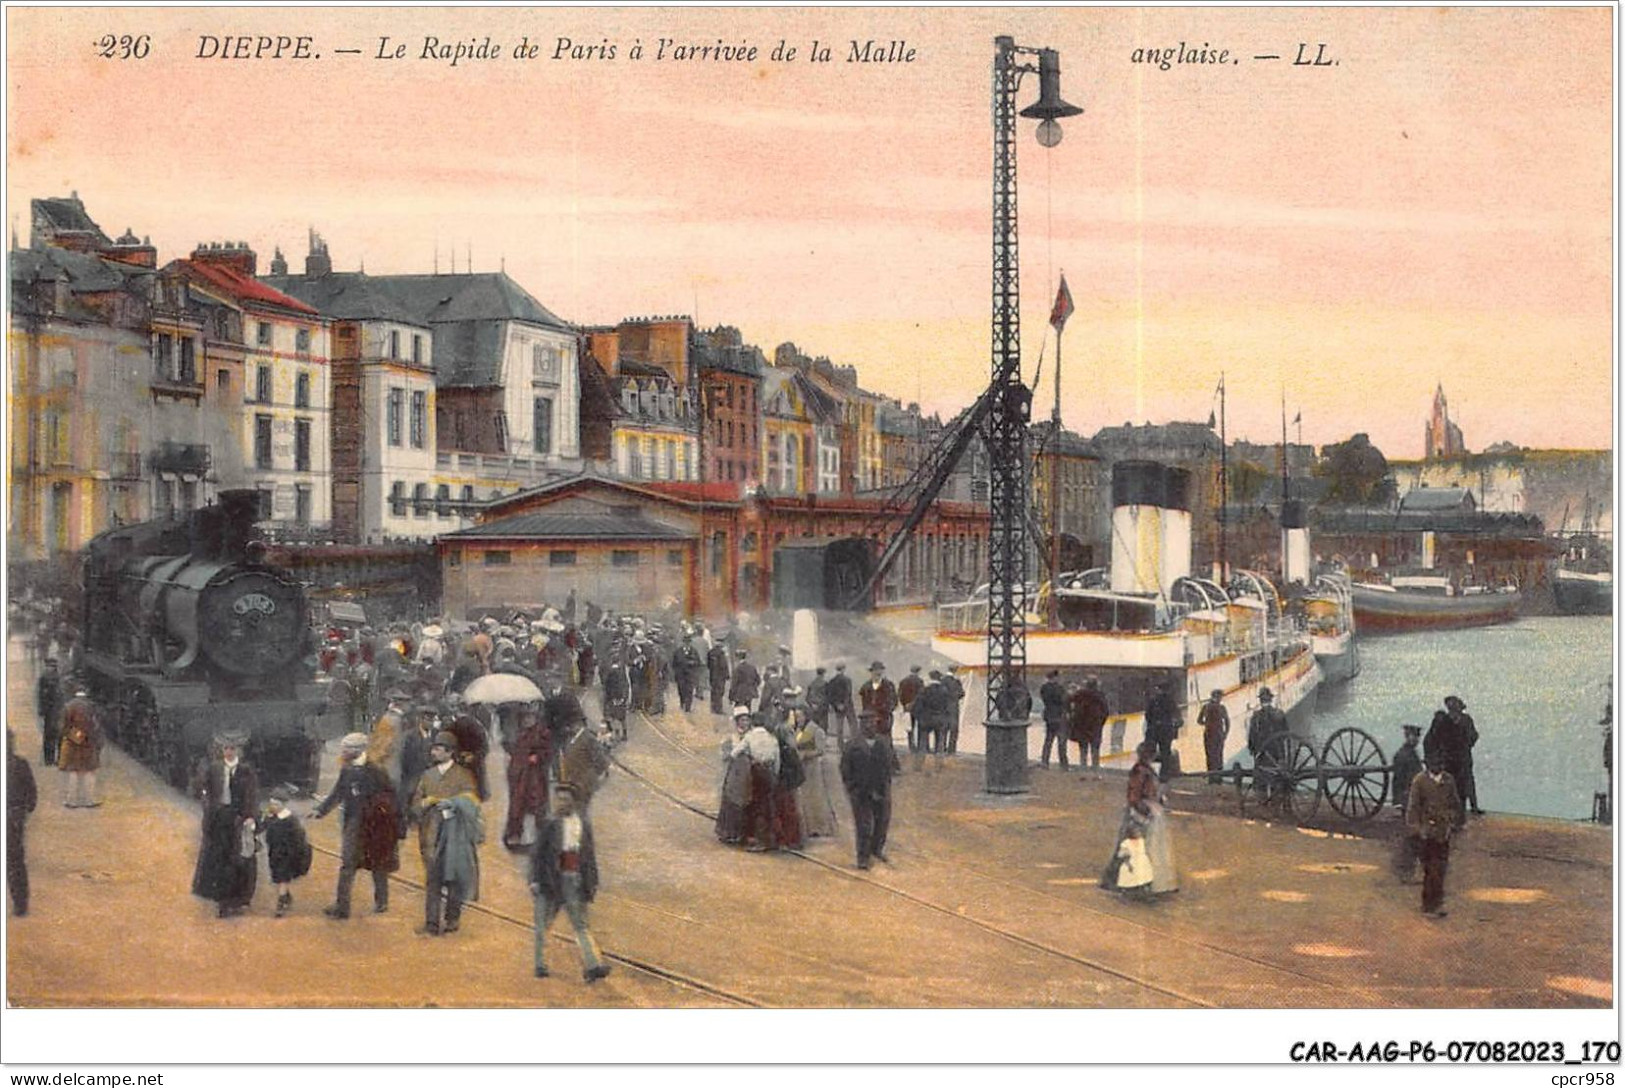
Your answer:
[1110,462,1192,597]
[1281,498,1311,585]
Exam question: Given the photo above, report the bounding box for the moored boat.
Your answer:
[1299,570,1360,683]
[1351,573,1520,632]
[1553,535,1612,616]
[934,461,1322,769]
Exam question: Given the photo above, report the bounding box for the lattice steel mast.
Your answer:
[983,37,1081,794]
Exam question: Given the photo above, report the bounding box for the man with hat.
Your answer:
[56,687,103,808]
[445,698,492,802]
[728,648,760,712]
[1426,695,1480,820]
[941,665,966,755]
[1406,751,1463,918]
[840,712,894,869]
[529,783,611,982]
[190,730,259,918]
[898,664,925,755]
[1247,687,1288,759]
[705,637,731,715]
[1143,680,1181,776]
[859,661,901,773]
[1391,725,1424,814]
[35,657,62,767]
[1039,670,1070,770]
[672,631,705,715]
[601,646,633,744]
[806,666,831,731]
[825,662,857,747]
[1068,676,1108,772]
[760,645,793,717]
[313,732,401,918]
[409,731,480,935]
[1198,689,1230,784]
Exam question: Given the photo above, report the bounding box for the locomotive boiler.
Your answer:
[80,490,332,789]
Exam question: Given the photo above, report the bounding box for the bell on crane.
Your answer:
[1020,48,1083,146]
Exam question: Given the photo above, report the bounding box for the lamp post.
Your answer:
[983,36,1082,795]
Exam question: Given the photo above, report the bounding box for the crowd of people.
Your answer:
[5,576,1496,959]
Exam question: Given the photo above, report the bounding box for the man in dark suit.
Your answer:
[1406,753,1463,918]
[313,732,400,918]
[672,634,705,714]
[706,640,731,715]
[840,713,894,869]
[1425,695,1480,820]
[1039,670,1070,769]
[859,661,900,772]
[35,659,61,767]
[825,663,856,746]
[529,784,611,982]
[728,649,760,711]
[898,665,924,754]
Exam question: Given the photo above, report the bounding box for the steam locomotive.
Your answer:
[79,490,332,789]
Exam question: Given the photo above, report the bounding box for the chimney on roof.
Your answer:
[269,247,288,276]
[191,240,256,277]
[305,228,332,277]
[101,227,157,269]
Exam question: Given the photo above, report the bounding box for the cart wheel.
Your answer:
[1321,727,1391,821]
[1257,734,1321,823]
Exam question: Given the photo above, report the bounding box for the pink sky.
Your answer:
[7,7,1614,457]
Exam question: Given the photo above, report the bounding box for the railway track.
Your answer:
[626,708,1397,1008]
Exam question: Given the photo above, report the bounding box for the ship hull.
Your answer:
[930,630,1322,771]
[1312,631,1360,684]
[1553,570,1613,615]
[1351,585,1520,633]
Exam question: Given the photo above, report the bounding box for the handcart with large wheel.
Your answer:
[1231,726,1393,824]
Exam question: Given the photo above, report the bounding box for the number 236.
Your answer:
[96,34,150,59]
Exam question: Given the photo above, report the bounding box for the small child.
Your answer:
[261,786,313,917]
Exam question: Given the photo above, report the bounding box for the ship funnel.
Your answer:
[1280,498,1311,585]
[1110,461,1192,596]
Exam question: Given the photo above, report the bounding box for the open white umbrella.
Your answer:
[462,672,544,705]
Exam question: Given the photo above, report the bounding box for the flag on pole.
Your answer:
[1049,275,1074,331]
[1293,411,1302,424]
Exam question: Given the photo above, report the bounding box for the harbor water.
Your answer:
[1308,615,1614,821]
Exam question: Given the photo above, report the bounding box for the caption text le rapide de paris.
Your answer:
[189,34,917,67]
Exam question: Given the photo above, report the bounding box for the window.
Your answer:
[412,334,424,365]
[389,330,400,359]
[611,549,640,568]
[627,437,642,478]
[257,321,272,347]
[532,343,558,382]
[387,388,404,446]
[448,551,462,568]
[667,549,684,567]
[294,419,311,471]
[532,396,552,455]
[294,484,311,525]
[665,442,676,480]
[412,483,429,517]
[254,415,273,469]
[461,485,475,508]
[390,481,407,517]
[153,333,174,378]
[295,328,311,354]
[435,484,452,517]
[179,338,196,384]
[294,371,311,408]
[644,437,657,478]
[549,550,577,567]
[255,364,271,403]
[494,411,509,451]
[216,368,230,397]
[155,477,175,519]
[410,391,427,449]
[677,443,689,481]
[483,550,512,566]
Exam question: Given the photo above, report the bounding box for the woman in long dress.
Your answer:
[795,713,838,839]
[1100,740,1179,898]
[715,708,753,845]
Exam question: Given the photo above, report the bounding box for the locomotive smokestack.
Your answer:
[191,490,266,561]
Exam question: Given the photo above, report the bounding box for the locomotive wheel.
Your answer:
[1321,727,1391,821]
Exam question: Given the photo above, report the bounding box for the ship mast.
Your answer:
[1218,373,1227,581]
